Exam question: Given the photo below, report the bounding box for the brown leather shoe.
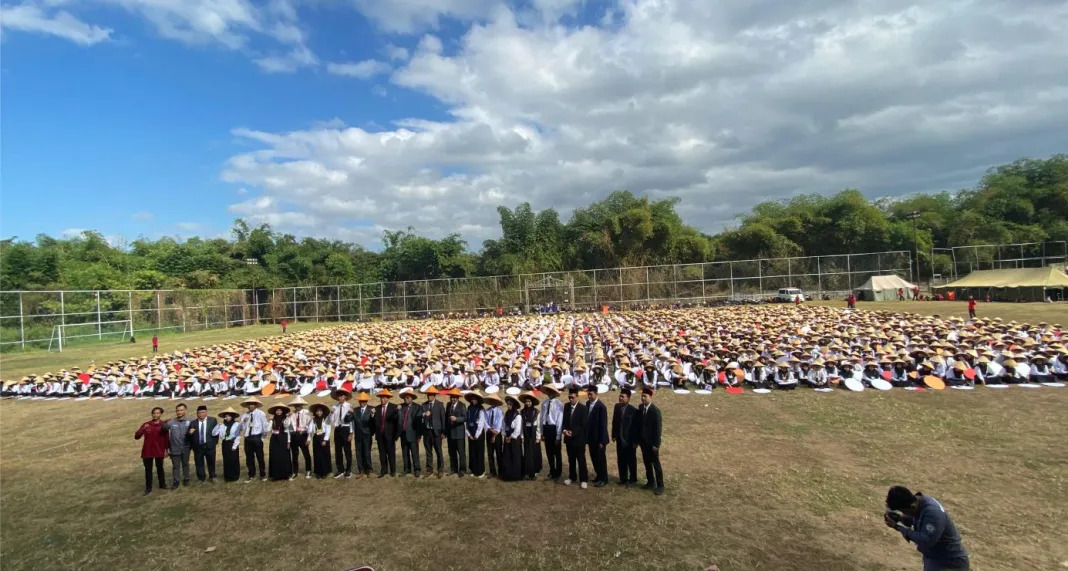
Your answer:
[436,472,444,479]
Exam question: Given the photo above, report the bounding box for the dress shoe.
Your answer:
[655,487,664,496]
[594,481,606,488]
[170,482,179,490]
[642,482,655,490]
[144,489,152,496]
[377,473,386,479]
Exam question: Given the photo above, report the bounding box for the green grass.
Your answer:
[810,299,1068,324]
[1,387,1065,570]
[0,322,335,379]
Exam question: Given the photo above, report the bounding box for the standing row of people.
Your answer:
[134,385,665,495]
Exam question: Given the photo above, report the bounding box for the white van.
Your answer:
[776,288,806,302]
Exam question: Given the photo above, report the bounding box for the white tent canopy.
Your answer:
[857,274,916,301]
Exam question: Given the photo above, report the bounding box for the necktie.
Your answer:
[403,406,409,430]
[245,414,252,436]
[380,407,386,431]
[200,420,205,444]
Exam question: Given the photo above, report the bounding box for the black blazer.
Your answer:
[611,402,638,446]
[638,403,662,448]
[562,402,587,446]
[445,400,467,439]
[353,406,375,437]
[372,403,399,440]
[422,400,446,434]
[187,417,219,448]
[585,400,609,446]
[398,402,423,442]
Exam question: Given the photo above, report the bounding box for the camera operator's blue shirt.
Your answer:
[897,494,969,569]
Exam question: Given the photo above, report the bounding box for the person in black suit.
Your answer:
[562,387,589,488]
[444,389,468,477]
[585,385,610,487]
[372,390,400,477]
[188,405,218,483]
[611,388,639,486]
[398,390,422,477]
[352,392,375,477]
[421,387,447,478]
[638,387,664,495]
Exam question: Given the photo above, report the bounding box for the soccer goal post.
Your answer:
[48,320,134,352]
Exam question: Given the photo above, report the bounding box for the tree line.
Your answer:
[1,154,1065,292]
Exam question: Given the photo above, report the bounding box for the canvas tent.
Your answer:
[856,274,917,301]
[934,267,1068,301]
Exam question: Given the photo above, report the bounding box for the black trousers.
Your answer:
[243,435,265,478]
[376,436,396,475]
[333,427,353,475]
[447,436,467,475]
[423,431,444,473]
[400,438,421,474]
[468,433,486,476]
[290,432,311,474]
[640,442,663,487]
[616,441,637,483]
[588,441,608,483]
[566,439,588,482]
[143,457,166,490]
[355,433,374,474]
[486,432,501,476]
[193,443,217,480]
[543,426,562,479]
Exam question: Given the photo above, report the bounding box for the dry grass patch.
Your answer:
[2,387,1065,571]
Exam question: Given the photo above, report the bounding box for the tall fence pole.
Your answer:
[292,288,297,322]
[337,285,342,321]
[358,286,363,320]
[96,291,102,338]
[618,268,623,306]
[729,262,735,299]
[60,291,66,337]
[314,287,320,323]
[816,257,822,294]
[846,254,853,291]
[18,292,25,349]
[156,291,162,330]
[645,267,650,301]
[425,280,430,314]
[128,291,135,332]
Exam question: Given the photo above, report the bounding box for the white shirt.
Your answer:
[540,398,564,441]
[241,409,270,437]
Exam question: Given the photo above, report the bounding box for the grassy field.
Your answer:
[1,388,1065,571]
[0,322,335,379]
[810,299,1068,324]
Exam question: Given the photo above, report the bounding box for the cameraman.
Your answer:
[884,486,970,571]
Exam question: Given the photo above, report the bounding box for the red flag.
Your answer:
[316,380,327,390]
[79,373,90,385]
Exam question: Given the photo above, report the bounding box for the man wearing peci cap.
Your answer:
[444,388,468,477]
[421,386,447,478]
[637,387,664,495]
[187,404,219,484]
[585,384,610,487]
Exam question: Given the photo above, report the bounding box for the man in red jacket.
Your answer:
[281,319,287,333]
[135,406,169,495]
[968,296,977,319]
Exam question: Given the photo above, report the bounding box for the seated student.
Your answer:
[1029,354,1053,383]
[1001,358,1027,384]
[798,359,823,388]
[722,362,742,388]
[88,379,106,398]
[741,358,768,389]
[1053,350,1068,381]
[889,359,911,387]
[188,376,205,397]
[615,366,636,392]
[820,358,840,383]
[838,361,862,385]
[669,363,685,388]
[241,375,262,395]
[640,363,658,390]
[944,362,971,387]
[105,376,121,397]
[974,356,1000,385]
[861,361,882,387]
[772,362,798,390]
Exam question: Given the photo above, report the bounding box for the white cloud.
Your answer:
[0,2,112,45]
[350,0,499,34]
[383,43,409,61]
[130,211,153,221]
[371,85,387,97]
[255,43,317,73]
[175,222,201,231]
[221,0,1068,249]
[326,59,391,79]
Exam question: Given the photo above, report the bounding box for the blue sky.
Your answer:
[2,0,1066,249]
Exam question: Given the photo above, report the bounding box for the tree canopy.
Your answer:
[2,154,1065,291]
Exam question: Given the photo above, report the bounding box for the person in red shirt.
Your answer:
[968,296,977,319]
[847,294,857,309]
[135,406,169,495]
[151,335,159,353]
[281,319,287,334]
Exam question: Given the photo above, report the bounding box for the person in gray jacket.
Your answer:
[160,403,193,489]
[885,485,970,571]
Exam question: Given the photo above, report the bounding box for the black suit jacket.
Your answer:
[638,403,662,448]
[353,406,375,437]
[445,400,467,439]
[562,402,587,446]
[612,402,638,446]
[372,403,399,440]
[398,402,422,442]
[421,399,446,434]
[585,399,609,446]
[187,417,218,448]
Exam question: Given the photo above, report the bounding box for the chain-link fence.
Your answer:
[930,241,1068,283]
[0,250,911,351]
